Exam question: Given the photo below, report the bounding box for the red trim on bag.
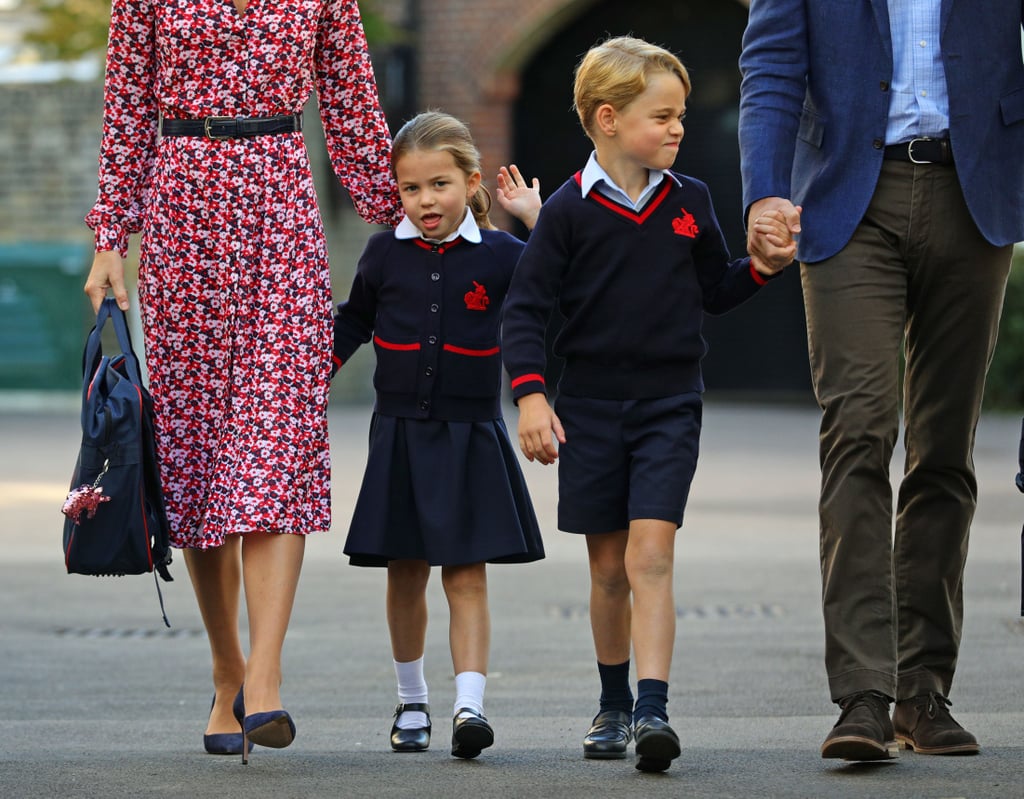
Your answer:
[442,344,499,357]
[374,336,421,351]
[511,373,545,389]
[128,376,154,571]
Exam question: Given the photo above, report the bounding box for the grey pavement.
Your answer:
[1,399,1022,798]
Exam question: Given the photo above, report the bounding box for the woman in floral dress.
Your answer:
[83,0,401,756]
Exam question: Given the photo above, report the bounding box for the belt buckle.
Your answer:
[906,137,934,165]
[203,116,235,141]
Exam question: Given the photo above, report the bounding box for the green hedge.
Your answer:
[984,244,1024,410]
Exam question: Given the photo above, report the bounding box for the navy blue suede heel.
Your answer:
[244,709,296,750]
[234,687,295,761]
[204,693,249,756]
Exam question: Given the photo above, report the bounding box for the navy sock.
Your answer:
[597,660,633,715]
[634,678,669,722]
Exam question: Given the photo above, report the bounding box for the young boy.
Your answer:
[501,36,798,773]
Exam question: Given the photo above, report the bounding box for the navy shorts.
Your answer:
[554,392,702,534]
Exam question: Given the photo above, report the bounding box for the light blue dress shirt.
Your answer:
[579,151,680,210]
[885,0,950,143]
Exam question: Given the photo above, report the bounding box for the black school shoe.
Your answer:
[893,692,979,755]
[390,702,431,752]
[821,690,898,761]
[633,715,681,772]
[451,708,494,759]
[583,710,633,759]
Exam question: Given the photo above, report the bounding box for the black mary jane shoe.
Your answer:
[583,709,633,759]
[633,715,681,773]
[390,702,431,752]
[451,707,494,759]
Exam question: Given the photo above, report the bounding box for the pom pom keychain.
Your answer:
[61,459,112,524]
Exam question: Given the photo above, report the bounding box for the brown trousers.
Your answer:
[801,160,1013,703]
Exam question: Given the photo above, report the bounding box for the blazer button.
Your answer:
[880,80,889,91]
[872,138,883,149]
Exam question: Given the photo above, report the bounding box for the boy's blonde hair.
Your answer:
[573,36,691,139]
[391,110,495,230]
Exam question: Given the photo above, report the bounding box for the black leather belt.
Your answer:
[883,137,952,165]
[160,113,302,140]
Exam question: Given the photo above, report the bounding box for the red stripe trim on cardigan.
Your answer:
[442,344,500,357]
[749,263,768,286]
[374,336,421,351]
[573,171,672,224]
[412,236,463,253]
[511,373,546,389]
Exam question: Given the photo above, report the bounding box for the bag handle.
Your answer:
[84,298,144,387]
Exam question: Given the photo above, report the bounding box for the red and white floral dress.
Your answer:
[86,0,401,549]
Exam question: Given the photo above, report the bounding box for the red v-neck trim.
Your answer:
[573,171,672,224]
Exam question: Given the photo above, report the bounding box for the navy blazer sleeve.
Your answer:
[737,0,808,222]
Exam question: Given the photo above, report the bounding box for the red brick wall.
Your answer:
[368,0,751,226]
[371,0,600,226]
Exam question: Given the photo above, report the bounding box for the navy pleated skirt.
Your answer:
[343,414,546,567]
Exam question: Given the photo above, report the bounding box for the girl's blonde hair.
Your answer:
[391,111,495,230]
[573,36,691,139]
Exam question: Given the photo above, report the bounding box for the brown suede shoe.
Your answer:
[821,691,899,760]
[892,693,979,755]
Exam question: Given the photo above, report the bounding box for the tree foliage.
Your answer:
[17,0,398,61]
[20,0,110,61]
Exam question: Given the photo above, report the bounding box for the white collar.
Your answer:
[395,209,482,244]
[579,151,679,202]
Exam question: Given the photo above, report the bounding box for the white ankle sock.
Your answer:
[394,657,429,729]
[454,671,486,719]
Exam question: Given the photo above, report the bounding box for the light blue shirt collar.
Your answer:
[579,151,679,211]
[395,209,482,243]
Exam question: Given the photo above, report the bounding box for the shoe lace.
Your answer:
[923,692,954,721]
[836,691,890,724]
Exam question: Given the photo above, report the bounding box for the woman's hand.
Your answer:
[84,250,129,313]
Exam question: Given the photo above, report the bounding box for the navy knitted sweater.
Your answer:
[334,228,525,421]
[502,172,771,401]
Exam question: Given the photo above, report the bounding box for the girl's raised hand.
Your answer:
[496,164,541,230]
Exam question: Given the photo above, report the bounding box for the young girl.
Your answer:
[333,111,545,759]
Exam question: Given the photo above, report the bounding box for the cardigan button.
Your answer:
[419,399,430,410]
[428,335,438,345]
[430,303,439,312]
[425,366,434,376]
[430,272,440,281]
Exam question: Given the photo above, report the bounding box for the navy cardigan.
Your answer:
[502,171,772,401]
[334,228,526,421]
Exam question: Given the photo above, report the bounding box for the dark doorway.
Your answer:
[511,0,812,399]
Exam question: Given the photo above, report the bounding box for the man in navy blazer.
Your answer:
[739,0,1024,761]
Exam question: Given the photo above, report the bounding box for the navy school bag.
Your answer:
[62,298,173,624]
